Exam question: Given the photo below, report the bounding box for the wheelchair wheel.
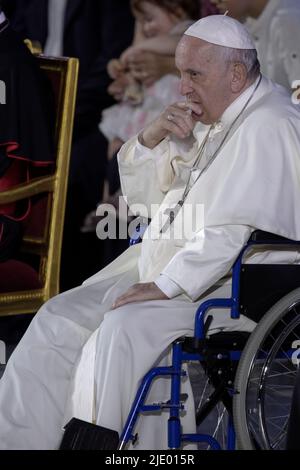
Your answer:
[233,288,300,449]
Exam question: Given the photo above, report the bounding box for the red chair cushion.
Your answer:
[23,194,50,239]
[0,260,41,293]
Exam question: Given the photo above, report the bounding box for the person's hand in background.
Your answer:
[107,74,131,101]
[127,50,178,87]
[107,58,126,79]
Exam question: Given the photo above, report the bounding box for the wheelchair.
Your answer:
[118,230,300,450]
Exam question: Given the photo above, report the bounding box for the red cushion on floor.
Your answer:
[0,260,41,293]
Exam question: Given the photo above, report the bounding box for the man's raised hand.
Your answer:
[140,101,202,149]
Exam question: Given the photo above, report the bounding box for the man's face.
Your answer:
[175,36,233,125]
[211,0,252,19]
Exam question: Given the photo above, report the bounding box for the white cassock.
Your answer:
[0,76,300,450]
[245,0,300,89]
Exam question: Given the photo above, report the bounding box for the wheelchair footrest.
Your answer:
[60,418,119,450]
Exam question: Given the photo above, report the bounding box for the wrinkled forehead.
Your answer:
[175,35,219,71]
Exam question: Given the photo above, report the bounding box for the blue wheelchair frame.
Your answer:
[119,231,300,450]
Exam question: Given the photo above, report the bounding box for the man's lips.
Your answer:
[191,111,203,120]
[177,101,204,119]
[187,102,204,119]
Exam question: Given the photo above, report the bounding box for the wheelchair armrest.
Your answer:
[250,230,300,244]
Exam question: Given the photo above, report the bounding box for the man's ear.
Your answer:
[231,62,248,93]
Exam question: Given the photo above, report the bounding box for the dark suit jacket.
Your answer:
[1,0,19,18]
[11,0,134,134]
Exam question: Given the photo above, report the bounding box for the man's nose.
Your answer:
[179,78,193,96]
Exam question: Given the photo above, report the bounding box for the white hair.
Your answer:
[219,47,261,80]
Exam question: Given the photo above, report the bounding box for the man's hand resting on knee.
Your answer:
[112,283,168,309]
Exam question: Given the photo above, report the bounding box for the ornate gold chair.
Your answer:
[0,55,79,316]
[24,39,42,55]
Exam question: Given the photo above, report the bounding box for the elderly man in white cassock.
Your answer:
[0,15,300,450]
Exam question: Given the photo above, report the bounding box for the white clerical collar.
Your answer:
[245,0,281,37]
[217,74,262,131]
[0,12,6,25]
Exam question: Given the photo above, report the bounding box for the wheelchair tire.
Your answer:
[233,287,300,450]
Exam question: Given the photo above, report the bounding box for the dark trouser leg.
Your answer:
[60,128,108,291]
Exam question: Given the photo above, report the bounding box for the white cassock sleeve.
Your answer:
[118,124,207,219]
[155,225,254,301]
[118,135,175,217]
[272,11,300,87]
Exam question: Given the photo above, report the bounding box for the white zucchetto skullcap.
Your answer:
[184,15,256,50]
